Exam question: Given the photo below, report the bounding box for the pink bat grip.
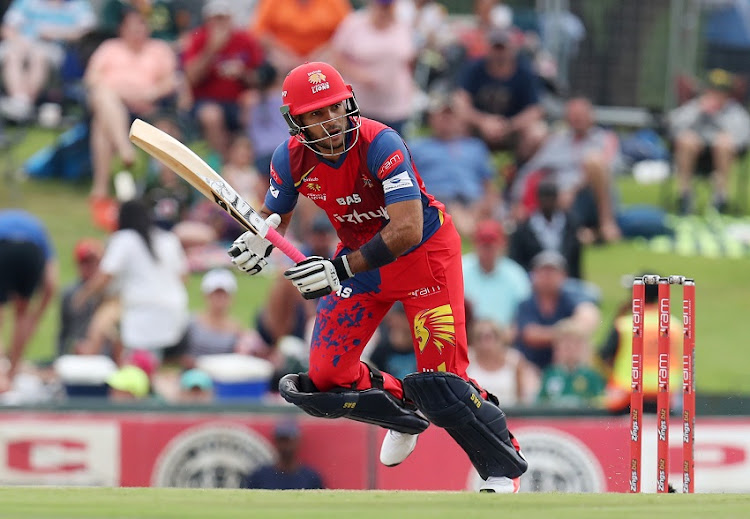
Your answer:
[266,226,306,263]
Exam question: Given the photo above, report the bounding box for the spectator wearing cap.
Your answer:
[183,0,265,159]
[407,91,500,237]
[178,368,213,403]
[668,68,750,214]
[183,269,251,367]
[514,250,599,371]
[462,219,531,331]
[107,364,150,401]
[453,25,546,162]
[127,348,157,375]
[58,238,107,356]
[455,0,514,61]
[241,420,325,490]
[508,179,582,279]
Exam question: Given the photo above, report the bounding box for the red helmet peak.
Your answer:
[281,62,354,116]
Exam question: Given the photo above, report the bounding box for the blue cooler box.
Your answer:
[196,354,274,401]
[54,355,117,398]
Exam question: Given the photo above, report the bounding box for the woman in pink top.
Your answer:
[84,8,177,229]
[330,0,415,135]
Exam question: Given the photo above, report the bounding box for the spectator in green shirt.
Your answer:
[537,318,604,407]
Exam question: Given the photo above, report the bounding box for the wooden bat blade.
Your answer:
[128,119,306,263]
[129,119,218,200]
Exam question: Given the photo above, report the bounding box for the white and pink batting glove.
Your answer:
[228,213,281,275]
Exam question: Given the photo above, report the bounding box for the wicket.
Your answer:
[629,275,695,493]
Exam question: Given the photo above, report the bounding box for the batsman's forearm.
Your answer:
[346,223,421,274]
[344,249,371,274]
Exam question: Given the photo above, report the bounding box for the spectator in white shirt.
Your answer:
[466,318,539,407]
[75,199,189,361]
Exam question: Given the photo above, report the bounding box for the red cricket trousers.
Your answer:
[308,218,470,400]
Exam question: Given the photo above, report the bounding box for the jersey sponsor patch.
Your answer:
[377,151,405,179]
[382,171,414,194]
[270,164,283,185]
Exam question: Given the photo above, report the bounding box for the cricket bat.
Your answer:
[128,118,305,263]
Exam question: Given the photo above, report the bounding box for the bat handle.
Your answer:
[266,227,307,263]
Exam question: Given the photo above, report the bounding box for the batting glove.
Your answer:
[284,255,353,300]
[228,213,281,275]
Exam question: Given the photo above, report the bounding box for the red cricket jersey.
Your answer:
[264,117,446,252]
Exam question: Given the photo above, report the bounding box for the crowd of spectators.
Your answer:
[0,0,733,412]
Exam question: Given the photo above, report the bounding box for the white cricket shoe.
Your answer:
[379,430,418,466]
[479,476,521,494]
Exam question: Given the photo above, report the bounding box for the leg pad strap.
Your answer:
[403,371,528,479]
[279,373,429,435]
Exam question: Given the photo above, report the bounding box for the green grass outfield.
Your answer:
[0,488,749,519]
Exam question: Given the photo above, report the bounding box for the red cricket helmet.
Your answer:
[282,62,353,116]
[280,62,361,156]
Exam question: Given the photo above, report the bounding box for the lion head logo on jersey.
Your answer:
[308,71,327,84]
[413,304,456,354]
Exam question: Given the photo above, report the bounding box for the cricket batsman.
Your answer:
[229,62,528,492]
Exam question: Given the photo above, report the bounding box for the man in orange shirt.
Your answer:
[251,0,351,74]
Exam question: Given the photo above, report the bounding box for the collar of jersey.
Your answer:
[316,147,349,169]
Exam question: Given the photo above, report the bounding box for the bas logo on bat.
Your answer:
[206,177,251,216]
[129,119,293,252]
[206,177,266,233]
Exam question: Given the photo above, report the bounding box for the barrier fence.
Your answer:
[0,410,747,492]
